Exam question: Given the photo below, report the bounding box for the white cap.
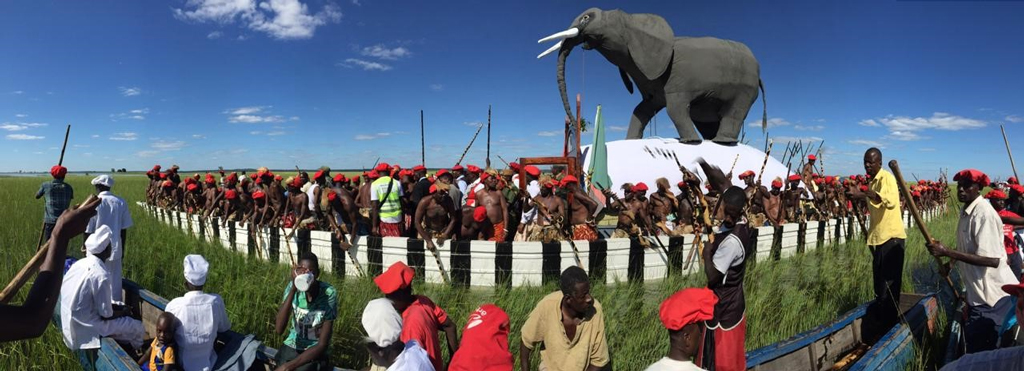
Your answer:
[362,298,402,348]
[84,225,112,255]
[183,254,209,286]
[91,174,114,188]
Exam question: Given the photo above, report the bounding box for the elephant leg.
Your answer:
[712,92,758,144]
[625,99,663,140]
[665,92,701,144]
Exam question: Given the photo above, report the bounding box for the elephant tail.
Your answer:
[759,79,767,134]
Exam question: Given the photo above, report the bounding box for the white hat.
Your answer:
[91,174,114,188]
[183,254,209,286]
[84,225,112,255]
[362,298,403,348]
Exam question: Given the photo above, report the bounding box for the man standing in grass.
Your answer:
[520,266,609,371]
[845,147,906,345]
[646,288,717,371]
[929,169,1019,354]
[984,189,1024,279]
[699,186,750,371]
[36,164,73,243]
[86,174,133,302]
[165,255,231,371]
[274,253,337,370]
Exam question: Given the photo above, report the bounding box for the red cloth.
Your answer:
[698,317,747,371]
[490,221,506,242]
[659,288,717,331]
[375,261,415,294]
[449,304,513,371]
[50,165,67,178]
[632,182,649,192]
[401,296,450,371]
[572,224,598,242]
[378,221,403,237]
[738,170,755,179]
[954,169,990,187]
[999,209,1020,255]
[986,190,1008,200]
[524,165,540,177]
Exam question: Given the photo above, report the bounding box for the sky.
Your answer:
[1,0,1023,179]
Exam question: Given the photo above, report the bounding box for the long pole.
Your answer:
[1002,125,1019,181]
[420,110,425,166]
[455,124,484,165]
[34,124,72,252]
[486,105,491,169]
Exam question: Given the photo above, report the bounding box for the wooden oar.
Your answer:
[888,160,962,302]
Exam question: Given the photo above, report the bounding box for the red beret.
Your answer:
[451,164,464,171]
[436,169,449,177]
[985,189,1008,200]
[429,184,438,194]
[186,184,198,192]
[224,189,237,200]
[677,181,686,188]
[912,191,921,197]
[772,180,782,188]
[543,180,556,189]
[367,171,380,179]
[205,174,216,184]
[467,165,481,174]
[226,173,238,183]
[327,191,337,202]
[50,165,67,179]
[275,175,283,181]
[162,180,174,188]
[808,154,816,160]
[632,182,649,192]
[953,169,991,187]
[473,206,487,222]
[788,174,802,182]
[184,177,196,185]
[412,165,426,172]
[374,261,415,295]
[738,170,755,179]
[824,176,835,183]
[159,172,168,179]
[509,162,521,171]
[1010,177,1019,185]
[252,191,266,200]
[290,176,304,188]
[1012,184,1024,195]
[314,169,326,180]
[333,174,346,183]
[524,165,540,177]
[814,178,824,185]
[918,179,927,185]
[659,288,717,331]
[859,185,869,192]
[561,175,578,186]
[153,164,161,170]
[374,162,391,172]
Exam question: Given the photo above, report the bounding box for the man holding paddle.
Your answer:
[846,147,906,346]
[36,165,73,242]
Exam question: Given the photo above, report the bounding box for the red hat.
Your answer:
[448,304,513,371]
[412,165,426,172]
[808,154,816,161]
[162,180,174,188]
[509,162,521,171]
[327,191,338,202]
[771,179,783,188]
[543,180,557,189]
[1010,177,1020,185]
[224,189,237,200]
[560,175,578,186]
[953,169,991,187]
[374,162,391,172]
[153,164,161,171]
[159,172,168,179]
[374,261,415,295]
[659,288,718,331]
[859,185,869,192]
[252,191,266,200]
[1001,282,1024,297]
[290,176,304,188]
[825,176,835,184]
[788,174,802,182]
[205,173,216,184]
[275,175,283,181]
[399,169,413,178]
[632,182,649,192]
[1011,184,1024,195]
[184,177,196,185]
[50,165,67,179]
[473,206,487,222]
[314,169,326,180]
[677,181,686,188]
[814,178,824,185]
[451,164,464,171]
[985,189,1008,200]
[918,179,927,185]
[333,174,346,183]
[436,169,450,177]
[367,171,380,179]
[187,184,199,192]
[226,172,238,184]
[524,165,540,177]
[429,184,438,194]
[467,165,481,174]
[738,170,755,179]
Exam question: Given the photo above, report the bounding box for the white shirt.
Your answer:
[388,339,435,371]
[85,191,133,261]
[520,180,541,224]
[306,183,319,211]
[644,357,705,371]
[165,291,232,371]
[60,255,113,350]
[465,181,485,207]
[456,176,468,195]
[957,197,1019,307]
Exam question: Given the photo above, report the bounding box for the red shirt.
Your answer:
[401,295,449,371]
[998,209,1020,255]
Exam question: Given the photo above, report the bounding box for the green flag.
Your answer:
[588,105,611,205]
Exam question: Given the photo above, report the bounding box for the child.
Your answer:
[139,312,180,371]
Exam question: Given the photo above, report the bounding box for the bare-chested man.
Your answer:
[533,180,567,242]
[221,189,243,222]
[184,183,203,213]
[562,176,600,241]
[201,174,220,218]
[158,180,181,210]
[475,171,508,242]
[802,154,818,192]
[606,183,650,241]
[649,179,681,236]
[739,170,769,227]
[264,174,287,226]
[461,206,491,240]
[325,186,360,249]
[764,178,786,226]
[414,185,457,250]
[784,174,806,223]
[242,190,267,226]
[357,171,376,220]
[283,176,311,229]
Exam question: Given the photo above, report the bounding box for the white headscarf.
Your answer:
[183,254,209,286]
[362,298,403,348]
[84,225,112,255]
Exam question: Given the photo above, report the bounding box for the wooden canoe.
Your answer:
[52,278,356,371]
[746,292,939,371]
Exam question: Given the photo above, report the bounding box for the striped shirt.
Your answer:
[36,179,73,223]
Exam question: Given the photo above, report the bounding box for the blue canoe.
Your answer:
[52,279,356,371]
[746,292,939,371]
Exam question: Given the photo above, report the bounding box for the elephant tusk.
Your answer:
[537,27,579,44]
[536,41,562,59]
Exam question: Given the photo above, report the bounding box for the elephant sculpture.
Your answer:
[538,8,766,144]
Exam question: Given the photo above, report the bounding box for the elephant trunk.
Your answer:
[556,44,575,125]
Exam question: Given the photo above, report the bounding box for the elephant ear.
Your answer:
[624,13,674,81]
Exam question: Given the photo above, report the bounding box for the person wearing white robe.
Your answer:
[60,225,144,350]
[165,255,232,371]
[85,174,133,302]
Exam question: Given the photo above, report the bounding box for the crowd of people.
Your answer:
[7,145,1024,370]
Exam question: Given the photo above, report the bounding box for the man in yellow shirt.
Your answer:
[520,266,609,371]
[846,147,907,345]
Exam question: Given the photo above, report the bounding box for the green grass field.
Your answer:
[0,175,959,370]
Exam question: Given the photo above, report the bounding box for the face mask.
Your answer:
[294,273,314,292]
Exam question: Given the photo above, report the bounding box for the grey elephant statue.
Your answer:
[538,8,766,144]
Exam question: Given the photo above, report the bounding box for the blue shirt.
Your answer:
[36,179,73,223]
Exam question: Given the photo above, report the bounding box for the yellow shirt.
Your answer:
[866,169,907,246]
[521,291,610,371]
[147,338,176,371]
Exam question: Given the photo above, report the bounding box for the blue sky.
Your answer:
[1,0,1023,179]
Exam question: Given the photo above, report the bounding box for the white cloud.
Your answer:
[537,131,560,137]
[192,134,206,139]
[351,0,361,5]
[110,108,147,120]
[130,108,149,114]
[858,119,880,127]
[135,150,161,158]
[354,132,398,140]
[463,121,482,127]
[109,132,138,141]
[151,140,186,151]
[354,134,375,140]
[747,117,791,128]
[250,131,262,135]
[860,112,986,141]
[229,114,286,123]
[11,90,23,95]
[91,134,100,138]
[207,30,223,39]
[119,86,142,96]
[7,134,43,140]
[225,106,268,115]
[608,125,628,132]
[429,84,444,92]
[173,0,341,40]
[793,125,824,131]
[340,58,392,71]
[14,114,27,118]
[885,130,925,141]
[0,122,47,131]
[1007,115,1024,123]
[919,148,936,152]
[361,44,411,60]
[266,131,286,136]
[847,139,885,148]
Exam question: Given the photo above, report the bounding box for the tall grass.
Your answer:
[0,175,959,370]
